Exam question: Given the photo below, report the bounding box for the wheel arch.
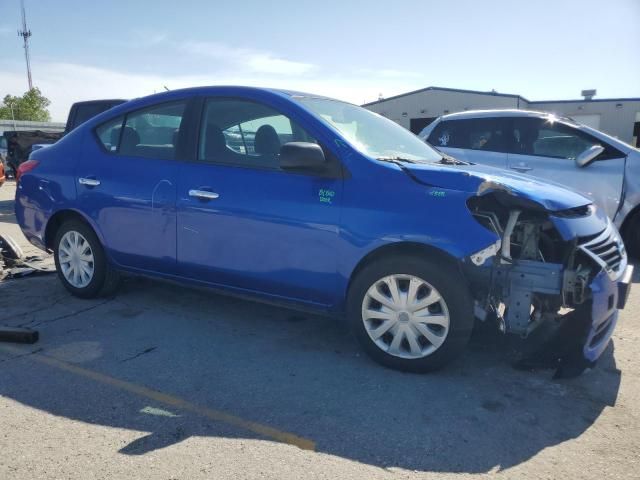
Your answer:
[344,241,463,305]
[44,209,103,251]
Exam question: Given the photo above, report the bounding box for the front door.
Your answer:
[176,97,343,306]
[506,117,626,218]
[78,100,188,273]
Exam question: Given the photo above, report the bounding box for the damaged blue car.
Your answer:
[15,86,633,375]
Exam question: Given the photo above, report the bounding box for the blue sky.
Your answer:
[1,0,639,121]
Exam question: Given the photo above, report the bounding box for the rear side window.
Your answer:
[121,102,186,160]
[428,118,509,153]
[95,101,186,160]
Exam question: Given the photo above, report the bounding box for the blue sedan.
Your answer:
[15,86,632,374]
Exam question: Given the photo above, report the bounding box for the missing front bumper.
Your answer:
[515,264,633,377]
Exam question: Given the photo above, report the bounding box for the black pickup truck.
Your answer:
[2,99,126,177]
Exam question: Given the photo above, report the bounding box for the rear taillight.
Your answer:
[16,160,40,182]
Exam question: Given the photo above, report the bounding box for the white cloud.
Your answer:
[180,40,317,76]
[0,60,425,121]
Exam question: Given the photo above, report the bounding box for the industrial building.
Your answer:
[0,119,65,133]
[363,87,640,147]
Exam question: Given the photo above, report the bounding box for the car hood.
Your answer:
[403,161,592,212]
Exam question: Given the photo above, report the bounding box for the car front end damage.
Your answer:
[463,183,633,377]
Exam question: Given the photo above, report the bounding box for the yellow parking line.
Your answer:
[0,345,315,451]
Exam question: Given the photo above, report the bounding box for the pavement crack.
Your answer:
[0,347,43,363]
[17,298,115,328]
[121,346,157,363]
[0,295,68,322]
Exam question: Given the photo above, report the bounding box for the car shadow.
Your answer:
[0,273,621,474]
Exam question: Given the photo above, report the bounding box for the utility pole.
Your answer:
[17,0,33,90]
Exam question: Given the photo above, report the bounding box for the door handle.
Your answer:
[511,165,532,172]
[79,177,101,187]
[189,189,220,200]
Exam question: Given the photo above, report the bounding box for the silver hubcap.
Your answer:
[58,231,95,288]
[362,274,450,359]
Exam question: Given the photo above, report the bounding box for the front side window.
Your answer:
[428,118,509,153]
[510,117,619,160]
[297,97,442,163]
[199,98,316,168]
[512,118,588,159]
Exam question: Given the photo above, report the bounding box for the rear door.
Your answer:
[506,117,626,218]
[426,117,510,169]
[78,100,189,273]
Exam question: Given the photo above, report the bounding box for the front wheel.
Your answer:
[347,255,474,373]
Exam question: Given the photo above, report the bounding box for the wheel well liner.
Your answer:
[621,203,640,236]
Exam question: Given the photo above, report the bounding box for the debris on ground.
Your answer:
[0,233,55,280]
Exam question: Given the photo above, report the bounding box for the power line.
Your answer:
[17,0,33,90]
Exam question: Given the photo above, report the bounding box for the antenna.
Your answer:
[17,0,33,90]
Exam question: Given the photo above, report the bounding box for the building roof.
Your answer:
[362,86,640,107]
[362,86,529,107]
[529,97,640,104]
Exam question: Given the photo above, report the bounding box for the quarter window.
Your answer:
[199,98,316,169]
[96,116,125,152]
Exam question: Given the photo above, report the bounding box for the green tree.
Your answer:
[0,88,51,122]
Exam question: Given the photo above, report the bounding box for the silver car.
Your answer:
[420,110,640,255]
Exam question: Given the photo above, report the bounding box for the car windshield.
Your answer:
[297,97,442,163]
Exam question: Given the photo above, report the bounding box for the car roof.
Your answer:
[135,86,339,102]
[439,109,564,121]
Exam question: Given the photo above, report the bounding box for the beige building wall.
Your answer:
[529,100,640,144]
[363,87,640,145]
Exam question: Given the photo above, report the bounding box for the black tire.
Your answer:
[53,220,120,298]
[622,212,640,259]
[347,254,474,373]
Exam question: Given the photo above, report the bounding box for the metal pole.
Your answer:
[9,102,17,131]
[18,0,33,90]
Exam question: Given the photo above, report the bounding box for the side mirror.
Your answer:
[575,145,604,168]
[280,142,326,170]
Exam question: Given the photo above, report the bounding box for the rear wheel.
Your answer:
[54,220,119,298]
[347,255,474,373]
